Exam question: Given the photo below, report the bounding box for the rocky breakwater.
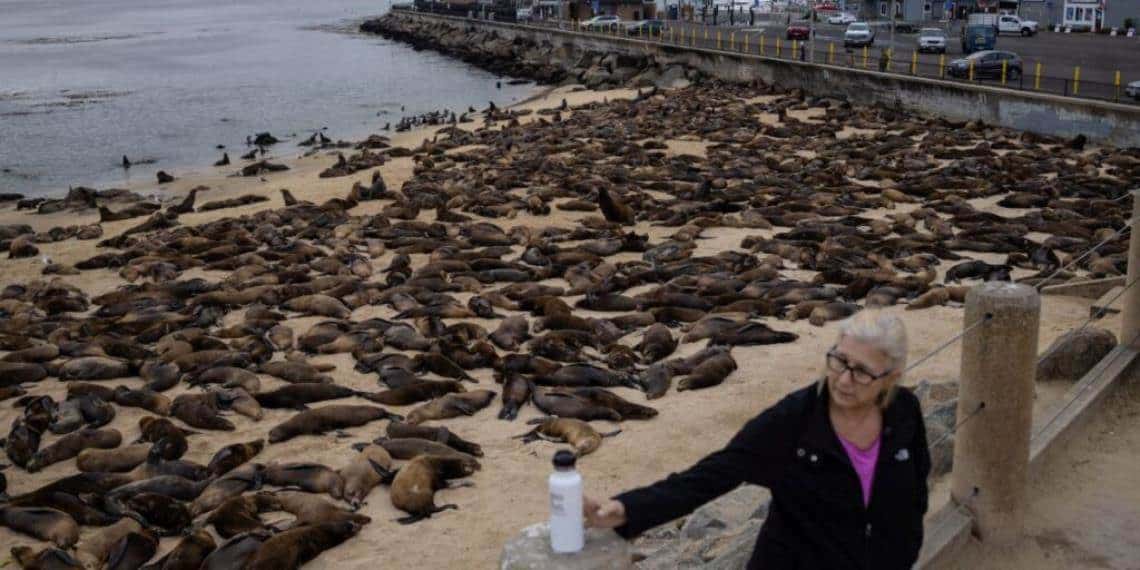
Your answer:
[360,14,699,89]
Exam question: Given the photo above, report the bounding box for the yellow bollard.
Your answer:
[692,27,697,46]
[1035,62,1042,90]
[968,59,975,81]
[730,31,735,51]
[670,27,675,43]
[1116,70,1122,101]
[886,48,892,71]
[717,30,722,50]
[862,46,868,69]
[776,37,782,57]
[760,35,766,55]
[828,41,834,64]
[704,27,709,41]
[939,53,946,78]
[792,39,797,58]
[1001,60,1008,85]
[1073,66,1081,95]
[911,50,917,75]
[743,33,749,53]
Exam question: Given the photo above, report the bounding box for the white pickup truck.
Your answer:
[997,14,1037,36]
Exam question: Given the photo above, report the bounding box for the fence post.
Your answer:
[862,46,868,69]
[828,41,834,64]
[777,36,782,57]
[730,31,735,50]
[1119,191,1140,346]
[1034,62,1042,90]
[717,30,722,49]
[1073,66,1081,95]
[760,35,766,55]
[911,49,917,75]
[1115,70,1122,101]
[744,32,749,53]
[1001,60,1008,85]
[952,282,1040,544]
[968,59,975,81]
[939,53,945,78]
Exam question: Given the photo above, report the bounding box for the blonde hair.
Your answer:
[818,310,908,409]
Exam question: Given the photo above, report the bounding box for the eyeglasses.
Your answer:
[825,348,893,385]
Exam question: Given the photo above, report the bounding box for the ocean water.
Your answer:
[0,0,536,196]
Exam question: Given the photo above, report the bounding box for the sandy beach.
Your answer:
[0,79,1128,570]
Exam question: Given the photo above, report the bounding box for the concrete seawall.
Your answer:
[369,12,1140,147]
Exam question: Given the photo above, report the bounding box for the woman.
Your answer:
[585,311,931,569]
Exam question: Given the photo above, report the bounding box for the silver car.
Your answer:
[1127,80,1140,101]
[917,28,947,53]
[844,22,875,47]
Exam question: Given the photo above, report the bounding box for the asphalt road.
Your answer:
[623,18,1140,100]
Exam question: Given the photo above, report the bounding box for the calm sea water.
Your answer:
[0,0,536,196]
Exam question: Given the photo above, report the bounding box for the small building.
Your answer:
[563,0,658,19]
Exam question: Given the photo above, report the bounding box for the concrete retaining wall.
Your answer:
[391,12,1140,147]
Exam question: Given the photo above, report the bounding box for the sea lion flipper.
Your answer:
[600,429,623,438]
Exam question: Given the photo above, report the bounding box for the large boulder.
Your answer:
[1036,327,1117,382]
[680,484,769,541]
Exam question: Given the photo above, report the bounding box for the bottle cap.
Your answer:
[552,450,577,469]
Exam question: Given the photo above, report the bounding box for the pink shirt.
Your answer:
[838,435,881,508]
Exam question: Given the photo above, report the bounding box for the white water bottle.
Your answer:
[549,450,584,553]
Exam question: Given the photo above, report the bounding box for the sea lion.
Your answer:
[244,520,363,569]
[207,439,265,477]
[263,463,345,498]
[201,531,268,570]
[190,463,265,516]
[371,438,480,471]
[268,405,400,443]
[105,492,191,536]
[283,294,351,318]
[6,418,43,468]
[708,322,799,346]
[338,444,393,508]
[531,386,622,422]
[808,302,863,327]
[412,353,475,382]
[638,363,673,400]
[489,315,530,350]
[498,373,531,420]
[105,529,158,570]
[136,417,192,459]
[253,384,359,409]
[4,489,116,526]
[27,428,122,472]
[535,364,636,388]
[192,366,261,393]
[272,490,371,526]
[10,545,83,569]
[389,455,476,524]
[2,343,60,363]
[171,393,234,431]
[113,386,172,416]
[514,417,621,457]
[634,323,677,363]
[0,507,79,548]
[206,492,281,538]
[76,517,143,569]
[139,360,180,392]
[258,360,333,384]
[57,357,133,380]
[385,422,483,456]
[77,444,151,473]
[0,362,48,386]
[142,529,215,570]
[677,351,738,391]
[597,188,634,225]
[362,380,466,406]
[559,387,658,420]
[405,390,495,425]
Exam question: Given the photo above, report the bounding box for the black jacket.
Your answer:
[614,383,931,570]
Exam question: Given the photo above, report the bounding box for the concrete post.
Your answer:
[951,282,1040,544]
[500,523,631,569]
[1119,190,1140,346]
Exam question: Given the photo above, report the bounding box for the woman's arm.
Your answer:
[612,395,801,539]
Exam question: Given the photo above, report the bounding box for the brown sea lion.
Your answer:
[244,520,363,569]
[106,492,191,536]
[514,417,621,457]
[634,323,677,363]
[10,545,83,569]
[283,294,351,318]
[535,364,637,389]
[0,507,79,548]
[0,363,48,386]
[104,529,158,570]
[531,386,622,422]
[405,390,495,425]
[4,489,116,526]
[371,439,480,472]
[207,440,265,477]
[139,360,180,392]
[385,422,483,457]
[411,353,475,382]
[201,531,268,570]
[338,444,393,508]
[559,387,658,420]
[190,463,266,516]
[76,518,143,568]
[6,418,43,468]
[141,529,215,570]
[638,363,673,400]
[361,380,466,406]
[263,463,345,498]
[498,373,531,420]
[489,315,530,350]
[708,322,799,346]
[27,428,122,472]
[258,360,333,384]
[2,343,60,363]
[808,302,863,327]
[253,384,359,410]
[137,416,192,459]
[171,393,234,431]
[390,455,475,524]
[57,357,132,380]
[191,366,261,393]
[77,444,151,473]
[206,492,281,538]
[113,386,172,416]
[677,351,738,391]
[597,188,634,225]
[268,405,400,443]
[272,490,371,526]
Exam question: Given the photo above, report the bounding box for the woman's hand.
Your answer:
[583,496,627,528]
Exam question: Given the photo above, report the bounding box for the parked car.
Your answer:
[917,27,947,53]
[1126,80,1140,100]
[997,14,1037,36]
[516,7,532,21]
[583,15,621,31]
[828,12,856,25]
[844,22,875,46]
[946,50,1022,80]
[786,22,811,40]
[626,19,667,36]
[890,21,918,33]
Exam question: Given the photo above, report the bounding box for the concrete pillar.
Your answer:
[951,282,1040,544]
[500,523,631,569]
[1119,190,1140,347]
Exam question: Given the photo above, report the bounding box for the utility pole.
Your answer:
[809,1,816,61]
[888,0,897,59]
